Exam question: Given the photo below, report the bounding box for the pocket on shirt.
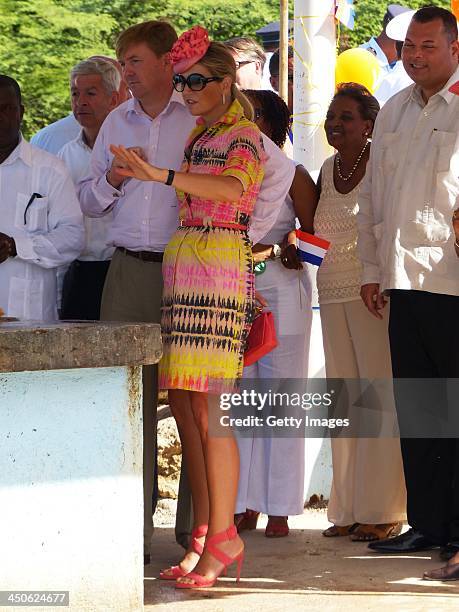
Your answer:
[404,174,452,246]
[431,130,456,173]
[378,132,401,172]
[15,193,49,232]
[8,277,44,320]
[405,213,450,245]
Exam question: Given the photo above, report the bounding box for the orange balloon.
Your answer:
[452,0,459,21]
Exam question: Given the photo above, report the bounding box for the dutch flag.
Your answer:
[296,230,330,267]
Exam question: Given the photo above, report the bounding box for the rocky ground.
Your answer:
[157,408,181,503]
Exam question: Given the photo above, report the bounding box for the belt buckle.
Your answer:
[180,219,184,228]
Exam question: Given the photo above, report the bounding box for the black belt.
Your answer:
[117,247,163,263]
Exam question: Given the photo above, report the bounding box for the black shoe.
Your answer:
[368,528,439,553]
[144,553,151,565]
[440,543,459,562]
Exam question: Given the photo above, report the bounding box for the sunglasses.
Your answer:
[173,73,222,92]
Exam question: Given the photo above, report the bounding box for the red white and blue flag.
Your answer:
[296,230,330,267]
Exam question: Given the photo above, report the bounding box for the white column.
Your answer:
[293,0,336,174]
[293,2,335,501]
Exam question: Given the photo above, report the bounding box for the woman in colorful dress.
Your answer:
[314,83,406,542]
[235,89,318,537]
[111,27,265,588]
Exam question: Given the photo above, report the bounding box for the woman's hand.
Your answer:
[280,230,302,270]
[109,145,166,183]
[254,291,268,310]
[107,146,147,187]
[252,243,274,262]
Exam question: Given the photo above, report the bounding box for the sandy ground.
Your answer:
[145,507,459,611]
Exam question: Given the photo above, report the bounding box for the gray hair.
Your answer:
[224,37,266,71]
[70,59,121,95]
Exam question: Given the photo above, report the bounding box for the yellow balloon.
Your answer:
[335,48,381,94]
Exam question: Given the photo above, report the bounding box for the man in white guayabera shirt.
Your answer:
[79,20,295,565]
[357,7,459,581]
[0,75,84,321]
[58,58,122,320]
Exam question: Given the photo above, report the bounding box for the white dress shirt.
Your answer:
[58,131,114,261]
[78,92,294,251]
[360,38,392,76]
[374,60,413,107]
[357,66,459,297]
[30,114,81,155]
[0,138,84,320]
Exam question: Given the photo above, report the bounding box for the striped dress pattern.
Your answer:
[159,100,265,393]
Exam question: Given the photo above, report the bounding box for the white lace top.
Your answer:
[314,154,363,304]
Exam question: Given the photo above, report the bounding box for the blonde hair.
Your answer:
[199,42,254,121]
[116,20,177,59]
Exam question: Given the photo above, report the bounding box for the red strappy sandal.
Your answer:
[175,524,244,589]
[159,524,208,580]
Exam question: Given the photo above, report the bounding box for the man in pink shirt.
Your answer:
[78,20,295,565]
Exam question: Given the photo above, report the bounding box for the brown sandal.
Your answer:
[350,522,403,542]
[322,523,359,537]
[265,516,289,538]
[234,509,260,532]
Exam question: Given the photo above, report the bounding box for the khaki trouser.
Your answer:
[100,248,162,556]
[320,299,406,525]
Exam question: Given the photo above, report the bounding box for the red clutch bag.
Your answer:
[244,311,278,367]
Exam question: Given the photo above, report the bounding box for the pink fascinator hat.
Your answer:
[170,26,210,74]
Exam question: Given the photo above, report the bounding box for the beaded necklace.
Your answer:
[336,140,369,181]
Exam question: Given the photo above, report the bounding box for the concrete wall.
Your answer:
[0,366,143,612]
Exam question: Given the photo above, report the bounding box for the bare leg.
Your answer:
[178,391,244,584]
[162,389,209,575]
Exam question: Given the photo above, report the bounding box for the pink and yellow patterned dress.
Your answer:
[159,99,265,393]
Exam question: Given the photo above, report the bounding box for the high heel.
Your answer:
[159,524,208,580]
[175,524,244,589]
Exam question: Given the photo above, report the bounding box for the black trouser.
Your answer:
[389,289,459,544]
[60,260,111,320]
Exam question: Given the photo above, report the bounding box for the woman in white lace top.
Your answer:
[314,84,406,542]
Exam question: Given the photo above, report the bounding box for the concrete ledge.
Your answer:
[0,321,162,372]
